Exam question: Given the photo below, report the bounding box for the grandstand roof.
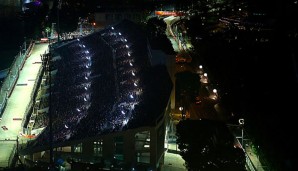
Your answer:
[27,20,172,149]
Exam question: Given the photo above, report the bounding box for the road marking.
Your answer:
[16,83,27,86]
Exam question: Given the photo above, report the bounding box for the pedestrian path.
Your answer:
[161,152,187,171]
[0,43,48,168]
[161,141,187,171]
[245,145,265,171]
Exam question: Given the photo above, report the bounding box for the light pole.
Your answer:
[212,88,218,100]
[24,37,26,54]
[179,106,185,120]
[19,46,22,58]
[239,118,244,146]
[57,0,62,42]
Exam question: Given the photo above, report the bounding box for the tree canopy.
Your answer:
[176,119,246,171]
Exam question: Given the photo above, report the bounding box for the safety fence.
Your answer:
[0,40,34,117]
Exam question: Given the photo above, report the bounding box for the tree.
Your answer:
[176,119,246,171]
[45,27,51,38]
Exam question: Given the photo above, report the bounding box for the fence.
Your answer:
[0,40,34,117]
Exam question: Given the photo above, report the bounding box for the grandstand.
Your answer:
[19,20,173,170]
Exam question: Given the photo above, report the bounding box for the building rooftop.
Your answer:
[27,20,172,150]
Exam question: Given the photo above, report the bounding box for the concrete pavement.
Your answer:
[161,141,187,171]
[245,145,265,171]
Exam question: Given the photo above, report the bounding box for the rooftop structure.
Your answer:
[20,20,173,170]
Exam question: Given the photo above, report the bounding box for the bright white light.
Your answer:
[85,76,88,80]
[239,119,244,125]
[126,45,128,48]
[124,39,127,42]
[83,45,85,48]
[131,103,135,110]
[84,87,87,90]
[130,94,134,99]
[65,124,69,129]
[134,83,137,87]
[132,71,135,76]
[203,73,207,77]
[128,53,131,56]
[85,65,89,68]
[123,119,128,125]
[199,65,203,69]
[77,38,80,41]
[121,110,125,114]
[144,144,150,148]
[77,108,81,112]
[179,107,183,111]
[84,97,87,101]
[119,32,122,35]
[129,62,133,66]
[86,50,89,54]
[213,89,217,93]
[111,27,114,30]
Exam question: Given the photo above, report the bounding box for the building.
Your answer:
[19,20,173,171]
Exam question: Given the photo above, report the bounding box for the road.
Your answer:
[164,14,266,171]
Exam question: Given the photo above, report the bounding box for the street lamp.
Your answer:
[179,107,183,111]
[57,0,62,42]
[239,118,244,146]
[179,107,185,120]
[210,88,218,100]
[212,89,217,94]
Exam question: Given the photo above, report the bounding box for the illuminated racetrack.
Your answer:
[0,43,48,168]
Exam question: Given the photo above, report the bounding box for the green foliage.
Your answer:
[176,119,246,171]
[175,71,200,103]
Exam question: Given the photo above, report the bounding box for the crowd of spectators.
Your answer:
[59,17,95,41]
[29,20,154,148]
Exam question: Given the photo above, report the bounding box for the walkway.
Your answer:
[245,145,265,171]
[161,141,187,171]
[0,43,48,168]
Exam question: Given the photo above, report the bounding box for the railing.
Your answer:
[0,143,17,168]
[8,144,17,168]
[21,101,33,129]
[0,40,34,116]
[233,130,263,171]
[31,66,44,102]
[246,153,257,171]
[21,67,44,130]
